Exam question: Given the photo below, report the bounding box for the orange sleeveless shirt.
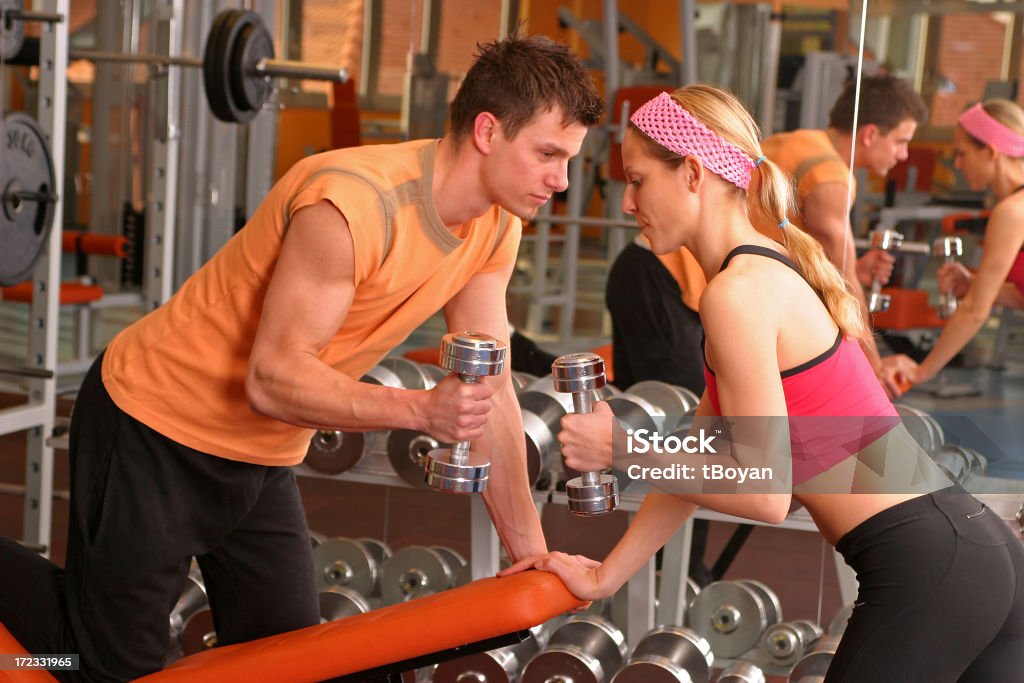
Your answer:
[103,139,520,465]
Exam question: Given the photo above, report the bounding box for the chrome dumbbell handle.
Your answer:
[933,236,964,319]
[571,391,602,489]
[867,229,903,313]
[449,374,479,465]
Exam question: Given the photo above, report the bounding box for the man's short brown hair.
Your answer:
[449,33,603,142]
[829,74,928,134]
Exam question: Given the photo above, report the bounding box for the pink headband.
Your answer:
[959,103,1024,157]
[630,92,756,189]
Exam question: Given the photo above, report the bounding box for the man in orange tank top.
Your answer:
[752,75,929,397]
[0,34,602,682]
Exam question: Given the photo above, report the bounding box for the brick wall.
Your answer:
[931,13,1008,126]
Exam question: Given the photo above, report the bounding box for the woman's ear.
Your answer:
[681,155,706,192]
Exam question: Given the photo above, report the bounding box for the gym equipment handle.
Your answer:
[449,374,479,464]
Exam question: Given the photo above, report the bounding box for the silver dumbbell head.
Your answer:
[424,448,491,493]
[788,635,841,682]
[551,352,607,393]
[867,290,891,313]
[870,229,903,250]
[439,332,506,377]
[689,580,778,658]
[566,473,620,516]
[717,660,766,683]
[933,236,963,259]
[318,585,371,622]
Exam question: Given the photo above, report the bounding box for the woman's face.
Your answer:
[620,130,688,254]
[952,125,992,191]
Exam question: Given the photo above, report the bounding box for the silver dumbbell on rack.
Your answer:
[932,443,988,485]
[688,580,782,658]
[380,545,465,605]
[424,332,506,494]
[717,661,766,683]
[318,585,372,622]
[787,635,841,683]
[611,626,714,683]
[167,561,209,663]
[433,618,562,683]
[522,614,629,683]
[866,229,903,313]
[313,536,391,603]
[305,364,406,476]
[759,619,824,667]
[893,404,944,456]
[552,353,619,516]
[933,236,964,319]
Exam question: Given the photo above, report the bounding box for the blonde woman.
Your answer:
[504,86,1024,681]
[902,99,1024,386]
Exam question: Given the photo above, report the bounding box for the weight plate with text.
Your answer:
[1,112,56,285]
[1,0,25,61]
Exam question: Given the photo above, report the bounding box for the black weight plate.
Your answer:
[229,20,274,115]
[212,11,262,123]
[1,112,56,285]
[1,0,25,62]
[202,10,240,123]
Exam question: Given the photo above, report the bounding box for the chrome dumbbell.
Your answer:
[611,626,714,683]
[717,661,767,683]
[424,332,506,494]
[867,229,903,313]
[379,545,464,605]
[688,580,781,658]
[313,536,391,598]
[552,353,619,516]
[522,614,628,683]
[787,635,841,682]
[933,236,964,319]
[759,619,823,667]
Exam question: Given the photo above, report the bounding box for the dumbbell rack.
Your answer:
[0,0,68,556]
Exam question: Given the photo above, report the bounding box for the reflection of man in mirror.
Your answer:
[750,75,928,398]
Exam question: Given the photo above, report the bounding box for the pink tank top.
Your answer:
[703,246,899,485]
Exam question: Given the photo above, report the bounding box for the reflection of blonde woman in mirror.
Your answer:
[901,99,1024,386]
[502,85,1024,682]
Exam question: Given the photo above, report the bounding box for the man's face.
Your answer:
[862,118,917,176]
[481,107,589,220]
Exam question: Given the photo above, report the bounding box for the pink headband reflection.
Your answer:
[959,103,1024,157]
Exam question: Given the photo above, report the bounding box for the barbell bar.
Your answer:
[4,9,348,123]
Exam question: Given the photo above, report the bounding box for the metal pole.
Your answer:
[759,2,783,135]
[23,0,69,558]
[603,0,619,120]
[680,0,698,85]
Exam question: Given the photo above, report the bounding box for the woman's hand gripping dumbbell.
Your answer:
[552,352,619,516]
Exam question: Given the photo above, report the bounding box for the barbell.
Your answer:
[3,6,348,123]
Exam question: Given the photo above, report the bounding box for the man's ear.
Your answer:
[473,112,499,154]
[858,123,880,147]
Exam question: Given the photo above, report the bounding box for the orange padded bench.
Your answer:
[1,572,582,682]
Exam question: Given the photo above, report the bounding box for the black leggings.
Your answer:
[0,352,319,682]
[830,487,1024,682]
